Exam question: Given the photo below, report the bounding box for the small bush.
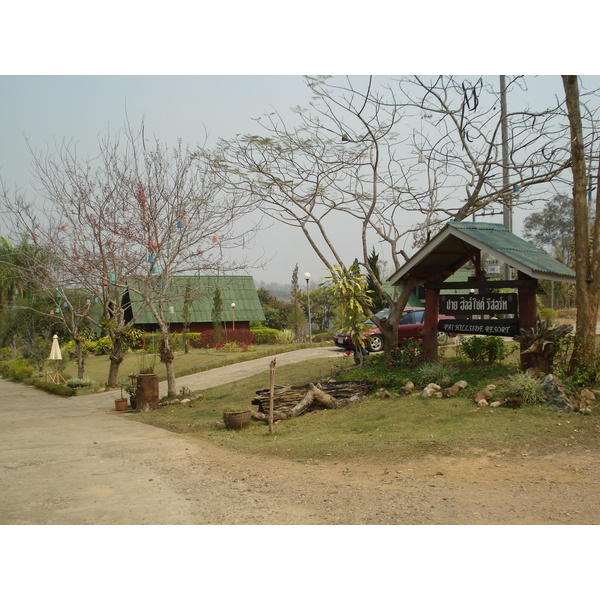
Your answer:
[251,327,281,345]
[0,347,12,361]
[9,362,34,382]
[29,379,77,397]
[538,308,558,325]
[66,377,96,388]
[276,329,295,344]
[388,339,424,367]
[459,336,512,363]
[502,372,547,404]
[414,362,459,387]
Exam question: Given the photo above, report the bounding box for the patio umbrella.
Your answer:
[48,334,62,360]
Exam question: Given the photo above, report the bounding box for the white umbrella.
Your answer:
[48,334,62,361]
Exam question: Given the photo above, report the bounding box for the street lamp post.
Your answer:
[304,272,312,343]
[231,303,236,331]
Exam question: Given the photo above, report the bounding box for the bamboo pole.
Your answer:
[269,358,276,435]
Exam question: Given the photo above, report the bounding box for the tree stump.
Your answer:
[136,373,159,411]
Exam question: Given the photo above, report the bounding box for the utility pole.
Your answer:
[500,75,513,279]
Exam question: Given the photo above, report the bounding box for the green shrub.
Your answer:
[0,347,12,361]
[66,377,96,388]
[502,372,547,404]
[414,362,459,387]
[388,338,424,367]
[250,327,280,345]
[538,308,558,325]
[459,336,512,363]
[29,379,77,396]
[276,329,295,344]
[9,362,34,382]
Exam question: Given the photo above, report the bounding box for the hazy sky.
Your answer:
[2,74,600,286]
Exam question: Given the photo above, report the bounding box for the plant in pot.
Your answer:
[222,406,252,430]
[114,384,128,411]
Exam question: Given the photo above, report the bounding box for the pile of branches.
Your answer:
[251,381,374,422]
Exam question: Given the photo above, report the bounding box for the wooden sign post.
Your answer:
[269,359,276,435]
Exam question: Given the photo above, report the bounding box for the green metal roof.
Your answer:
[381,283,423,307]
[128,275,265,325]
[388,221,576,285]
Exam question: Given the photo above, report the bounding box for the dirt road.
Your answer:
[1,347,599,524]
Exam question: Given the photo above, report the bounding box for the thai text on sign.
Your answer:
[439,293,518,316]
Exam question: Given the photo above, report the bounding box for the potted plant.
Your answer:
[135,353,159,411]
[114,384,128,411]
[222,407,251,430]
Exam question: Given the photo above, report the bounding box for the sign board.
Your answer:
[439,318,520,337]
[439,293,518,316]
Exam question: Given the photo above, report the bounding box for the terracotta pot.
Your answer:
[114,398,128,411]
[223,410,251,430]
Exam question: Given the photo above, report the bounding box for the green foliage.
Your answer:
[250,327,280,344]
[212,287,224,344]
[287,264,307,338]
[414,362,459,387]
[366,247,386,313]
[276,329,295,344]
[0,347,12,360]
[554,335,600,389]
[538,308,558,325]
[29,379,77,397]
[8,361,34,381]
[502,372,547,404]
[320,264,373,355]
[459,336,512,363]
[65,377,95,388]
[387,339,424,367]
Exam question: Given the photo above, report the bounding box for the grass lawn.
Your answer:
[127,351,600,466]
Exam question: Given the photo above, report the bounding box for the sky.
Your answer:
[2,74,599,288]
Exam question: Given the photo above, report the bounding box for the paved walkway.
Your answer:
[0,346,342,524]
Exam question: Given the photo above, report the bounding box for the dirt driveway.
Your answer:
[1,363,599,525]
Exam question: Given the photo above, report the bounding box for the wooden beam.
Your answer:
[424,279,539,290]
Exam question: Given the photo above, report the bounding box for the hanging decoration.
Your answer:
[148,254,155,263]
[513,183,520,193]
[168,306,174,314]
[212,235,219,243]
[109,274,116,283]
[418,153,426,164]
[177,220,184,229]
[55,308,61,314]
[152,266,158,274]
[62,302,68,308]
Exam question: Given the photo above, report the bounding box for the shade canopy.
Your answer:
[48,334,62,361]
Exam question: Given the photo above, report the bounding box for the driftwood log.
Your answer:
[251,381,374,422]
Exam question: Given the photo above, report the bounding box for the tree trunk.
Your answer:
[75,339,85,379]
[562,75,600,373]
[107,337,125,388]
[158,325,176,397]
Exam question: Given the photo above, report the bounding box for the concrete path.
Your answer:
[0,346,342,524]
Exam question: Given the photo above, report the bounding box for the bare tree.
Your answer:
[210,75,572,355]
[1,122,259,394]
[562,75,600,372]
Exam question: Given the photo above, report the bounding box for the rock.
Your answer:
[444,384,460,397]
[422,387,435,398]
[490,401,502,408]
[427,383,441,391]
[539,374,572,413]
[474,388,493,406]
[434,392,443,398]
[575,389,594,414]
[398,382,415,395]
[477,398,489,407]
[455,380,468,389]
[486,384,497,391]
[377,388,392,399]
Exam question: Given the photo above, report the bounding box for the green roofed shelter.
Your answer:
[126,275,265,333]
[388,221,576,286]
[387,221,576,364]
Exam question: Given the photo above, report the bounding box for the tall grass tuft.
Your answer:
[502,372,547,404]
